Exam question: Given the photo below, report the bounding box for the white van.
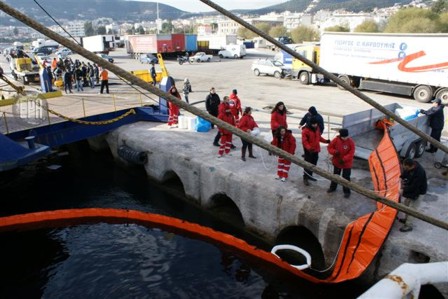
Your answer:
[218,44,246,59]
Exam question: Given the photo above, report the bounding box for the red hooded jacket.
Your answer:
[327,136,355,168]
[271,111,287,131]
[271,130,296,154]
[229,93,242,118]
[238,114,258,132]
[218,102,235,135]
[302,126,327,153]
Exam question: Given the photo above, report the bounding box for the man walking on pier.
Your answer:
[419,98,445,153]
[327,128,355,198]
[99,68,109,94]
[398,158,427,232]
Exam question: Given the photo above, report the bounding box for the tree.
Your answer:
[97,26,106,35]
[255,22,271,35]
[290,25,320,43]
[126,28,135,35]
[384,8,440,33]
[269,25,288,38]
[13,27,19,35]
[324,25,350,32]
[84,21,95,36]
[439,12,448,32]
[354,20,379,32]
[237,27,257,39]
[137,26,145,34]
[161,22,174,34]
[432,0,448,14]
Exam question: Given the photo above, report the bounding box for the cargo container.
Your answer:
[292,33,448,103]
[125,35,158,58]
[82,35,115,54]
[171,33,186,52]
[185,34,198,53]
[197,34,238,53]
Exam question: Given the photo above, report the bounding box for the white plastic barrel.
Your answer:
[187,117,196,131]
[178,116,187,129]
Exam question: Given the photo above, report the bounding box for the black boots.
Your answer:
[242,148,246,161]
[248,147,256,159]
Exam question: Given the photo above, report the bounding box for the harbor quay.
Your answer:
[87,115,447,294]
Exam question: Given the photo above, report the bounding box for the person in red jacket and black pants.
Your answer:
[238,107,258,161]
[271,126,296,182]
[302,117,330,186]
[327,128,355,198]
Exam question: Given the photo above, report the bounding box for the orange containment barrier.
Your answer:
[0,207,322,283]
[318,121,401,283]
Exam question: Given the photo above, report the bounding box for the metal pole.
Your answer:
[2,112,9,134]
[82,98,86,117]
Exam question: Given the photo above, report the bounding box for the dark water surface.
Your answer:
[0,143,371,298]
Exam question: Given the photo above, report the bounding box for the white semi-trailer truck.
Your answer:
[293,33,448,103]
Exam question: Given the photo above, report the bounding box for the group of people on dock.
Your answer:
[204,87,356,198]
[45,57,110,94]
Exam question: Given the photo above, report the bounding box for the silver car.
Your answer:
[251,59,290,78]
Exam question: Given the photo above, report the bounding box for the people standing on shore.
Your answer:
[74,66,84,92]
[99,68,109,94]
[270,101,288,138]
[150,62,157,86]
[302,117,330,186]
[167,85,181,127]
[229,89,242,125]
[271,126,296,182]
[327,128,355,198]
[63,69,73,94]
[299,106,325,134]
[206,87,221,145]
[182,78,191,104]
[238,107,258,161]
[419,98,445,153]
[217,96,235,158]
[398,158,427,232]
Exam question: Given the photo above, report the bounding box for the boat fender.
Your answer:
[117,145,147,165]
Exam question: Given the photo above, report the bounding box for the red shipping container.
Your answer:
[171,33,186,52]
[157,34,173,53]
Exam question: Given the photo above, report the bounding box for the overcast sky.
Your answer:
[134,1,286,13]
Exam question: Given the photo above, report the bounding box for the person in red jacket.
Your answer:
[229,89,243,125]
[238,107,258,161]
[270,101,288,138]
[167,85,181,127]
[327,128,355,198]
[271,126,296,182]
[302,117,330,186]
[217,96,236,157]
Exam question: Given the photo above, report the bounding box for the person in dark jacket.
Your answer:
[420,98,445,153]
[150,62,157,86]
[206,87,221,146]
[301,117,330,186]
[327,128,355,198]
[398,158,427,232]
[299,106,324,133]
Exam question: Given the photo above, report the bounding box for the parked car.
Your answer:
[139,53,158,64]
[97,53,114,63]
[190,52,212,63]
[33,46,56,55]
[55,47,72,59]
[251,58,291,78]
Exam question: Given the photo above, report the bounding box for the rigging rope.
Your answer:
[0,1,446,231]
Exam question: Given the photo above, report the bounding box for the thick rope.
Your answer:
[0,2,446,231]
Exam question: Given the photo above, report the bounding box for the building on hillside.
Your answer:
[65,21,86,37]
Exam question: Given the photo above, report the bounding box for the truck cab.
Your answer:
[291,44,322,84]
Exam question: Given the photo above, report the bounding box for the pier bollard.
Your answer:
[24,136,36,149]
